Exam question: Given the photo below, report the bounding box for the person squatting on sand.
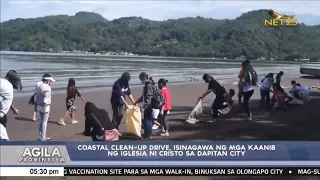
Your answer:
[110,72,136,130]
[158,78,172,136]
[134,72,165,139]
[35,73,55,141]
[199,74,228,123]
[241,60,258,121]
[0,70,22,127]
[289,80,310,102]
[83,102,119,141]
[260,73,274,110]
[58,78,84,126]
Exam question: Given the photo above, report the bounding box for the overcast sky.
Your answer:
[1,1,320,25]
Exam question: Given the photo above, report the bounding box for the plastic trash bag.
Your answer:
[186,99,203,124]
[125,105,142,137]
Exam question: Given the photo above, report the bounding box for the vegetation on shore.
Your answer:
[1,10,320,60]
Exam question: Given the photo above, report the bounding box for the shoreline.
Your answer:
[13,75,320,98]
[0,51,303,64]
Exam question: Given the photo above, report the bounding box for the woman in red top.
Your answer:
[158,78,172,136]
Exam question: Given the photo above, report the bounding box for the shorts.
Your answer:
[152,109,160,119]
[34,104,37,112]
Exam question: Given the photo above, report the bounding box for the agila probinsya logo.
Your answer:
[19,147,65,163]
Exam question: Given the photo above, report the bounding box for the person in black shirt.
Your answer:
[274,71,284,88]
[199,74,227,122]
[110,72,136,129]
[83,102,116,141]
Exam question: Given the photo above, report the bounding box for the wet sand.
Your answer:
[3,75,320,180]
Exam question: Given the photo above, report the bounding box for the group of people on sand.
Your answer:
[83,72,172,140]
[0,60,313,141]
[197,60,311,123]
[0,70,172,141]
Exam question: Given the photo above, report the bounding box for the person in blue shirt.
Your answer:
[260,73,274,109]
[110,72,136,129]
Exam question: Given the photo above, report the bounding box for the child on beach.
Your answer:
[158,78,171,136]
[149,77,162,130]
[272,84,287,110]
[58,78,84,125]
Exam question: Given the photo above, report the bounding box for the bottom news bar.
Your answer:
[64,167,320,176]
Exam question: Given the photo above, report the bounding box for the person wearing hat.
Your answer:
[0,70,22,127]
[110,72,136,129]
[35,73,55,141]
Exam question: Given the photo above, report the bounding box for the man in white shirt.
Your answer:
[0,123,10,141]
[0,70,22,127]
[35,73,55,141]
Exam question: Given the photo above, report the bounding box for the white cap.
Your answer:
[42,73,56,82]
[43,76,55,82]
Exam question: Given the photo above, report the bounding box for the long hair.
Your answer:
[67,78,76,96]
[119,72,130,87]
[243,62,258,85]
[6,70,22,91]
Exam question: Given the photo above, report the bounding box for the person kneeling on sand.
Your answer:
[83,102,120,141]
[199,74,227,123]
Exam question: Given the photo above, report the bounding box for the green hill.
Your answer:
[1,10,320,60]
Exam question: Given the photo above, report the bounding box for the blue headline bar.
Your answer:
[0,141,318,161]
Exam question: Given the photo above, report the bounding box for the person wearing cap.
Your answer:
[0,70,22,127]
[134,72,159,139]
[199,74,227,123]
[35,73,55,141]
[110,72,136,130]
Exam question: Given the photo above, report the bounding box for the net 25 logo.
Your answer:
[264,10,298,27]
[19,147,65,163]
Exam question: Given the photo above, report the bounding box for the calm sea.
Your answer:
[0,51,301,94]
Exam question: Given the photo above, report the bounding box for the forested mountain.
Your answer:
[1,10,320,60]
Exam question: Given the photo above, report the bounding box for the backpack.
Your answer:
[151,85,165,109]
[244,70,258,86]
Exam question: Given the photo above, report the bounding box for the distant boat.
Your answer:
[300,62,320,77]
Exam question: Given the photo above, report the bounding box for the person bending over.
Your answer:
[83,102,118,141]
[260,73,274,109]
[199,74,227,123]
[0,70,22,127]
[110,72,136,130]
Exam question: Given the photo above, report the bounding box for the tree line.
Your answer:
[1,10,320,60]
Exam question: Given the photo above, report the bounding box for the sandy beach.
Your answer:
[5,75,320,141]
[3,75,320,180]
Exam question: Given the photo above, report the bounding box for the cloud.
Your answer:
[1,0,319,25]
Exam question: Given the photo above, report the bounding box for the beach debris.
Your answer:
[186,99,203,124]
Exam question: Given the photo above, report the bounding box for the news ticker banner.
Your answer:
[0,141,320,166]
[1,167,320,176]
